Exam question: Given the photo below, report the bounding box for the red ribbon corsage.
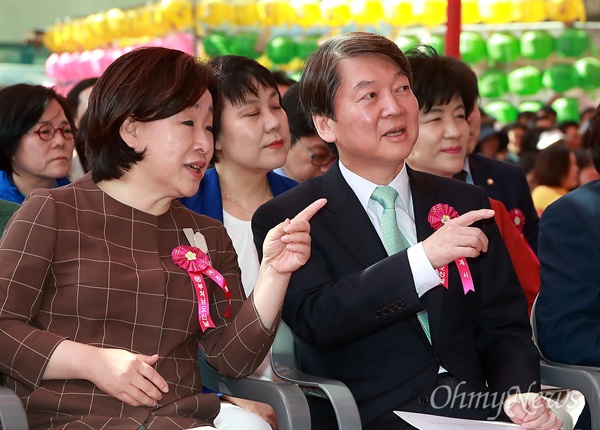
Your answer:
[428,203,475,295]
[172,245,231,332]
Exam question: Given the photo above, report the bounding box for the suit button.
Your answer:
[389,304,398,312]
[436,354,444,365]
[375,310,382,318]
[381,307,390,316]
[396,300,405,309]
[418,396,429,406]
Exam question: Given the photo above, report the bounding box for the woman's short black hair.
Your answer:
[66,77,99,118]
[86,47,218,182]
[207,55,279,163]
[208,55,279,140]
[406,45,479,118]
[0,84,75,175]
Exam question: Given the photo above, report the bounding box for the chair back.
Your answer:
[531,295,600,430]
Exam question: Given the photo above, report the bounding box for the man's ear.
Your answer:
[119,117,139,149]
[313,114,337,144]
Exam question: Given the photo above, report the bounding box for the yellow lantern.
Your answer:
[478,0,514,24]
[196,0,233,27]
[258,0,294,27]
[512,0,546,23]
[412,0,446,27]
[546,0,585,23]
[461,0,481,24]
[71,19,89,50]
[43,25,61,52]
[351,0,385,26]
[59,21,79,52]
[232,1,261,27]
[291,0,323,28]
[79,18,105,50]
[85,12,109,45]
[129,5,156,38]
[321,0,352,28]
[382,0,415,27]
[105,8,127,39]
[159,0,193,31]
[153,3,175,36]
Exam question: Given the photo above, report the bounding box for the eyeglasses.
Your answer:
[296,139,335,166]
[29,123,76,141]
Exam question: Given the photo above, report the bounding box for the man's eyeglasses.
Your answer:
[296,139,335,166]
[29,124,76,141]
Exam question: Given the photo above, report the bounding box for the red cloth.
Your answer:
[491,198,540,316]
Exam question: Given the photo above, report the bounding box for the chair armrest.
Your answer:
[271,321,362,430]
[540,362,600,430]
[198,349,311,430]
[0,386,28,430]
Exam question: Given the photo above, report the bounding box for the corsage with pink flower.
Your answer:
[172,245,231,332]
[428,203,475,295]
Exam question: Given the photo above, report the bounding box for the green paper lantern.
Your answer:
[296,36,319,61]
[229,32,260,59]
[460,31,487,64]
[542,63,578,93]
[484,101,518,125]
[520,30,554,61]
[426,34,445,56]
[266,36,297,65]
[555,28,590,58]
[518,101,544,113]
[395,35,419,53]
[507,66,542,96]
[487,32,520,64]
[574,57,600,91]
[551,97,579,123]
[478,69,508,98]
[202,32,231,57]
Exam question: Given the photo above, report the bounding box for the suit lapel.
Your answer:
[408,167,449,344]
[321,163,389,268]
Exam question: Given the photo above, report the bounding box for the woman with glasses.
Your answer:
[0,84,75,204]
[275,83,335,182]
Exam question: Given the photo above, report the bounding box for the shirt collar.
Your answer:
[339,161,411,213]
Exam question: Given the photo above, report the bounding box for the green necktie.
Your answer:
[370,186,431,343]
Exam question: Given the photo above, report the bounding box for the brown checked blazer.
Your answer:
[0,173,276,430]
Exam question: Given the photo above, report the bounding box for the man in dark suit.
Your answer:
[536,105,600,366]
[252,32,559,430]
[466,106,540,254]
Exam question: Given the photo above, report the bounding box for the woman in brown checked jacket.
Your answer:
[0,47,325,430]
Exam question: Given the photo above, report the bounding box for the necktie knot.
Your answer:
[370,186,399,209]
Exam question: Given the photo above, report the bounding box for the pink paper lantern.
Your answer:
[45,53,60,80]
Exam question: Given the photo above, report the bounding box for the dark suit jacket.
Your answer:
[468,153,539,254]
[535,180,600,366]
[253,162,540,429]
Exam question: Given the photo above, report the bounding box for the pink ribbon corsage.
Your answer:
[428,203,475,295]
[172,245,231,332]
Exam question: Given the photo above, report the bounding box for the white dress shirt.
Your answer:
[339,161,442,297]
